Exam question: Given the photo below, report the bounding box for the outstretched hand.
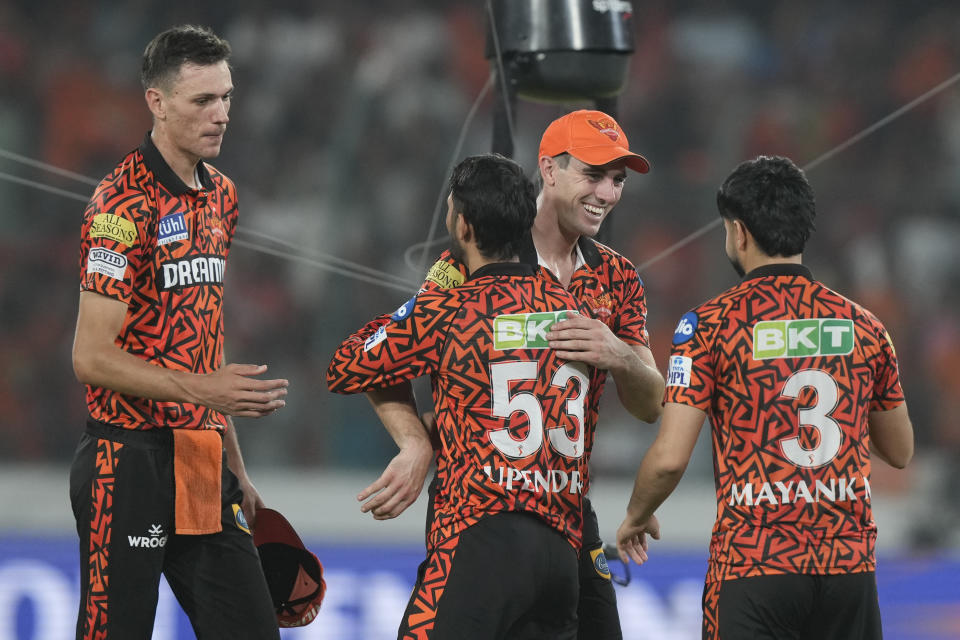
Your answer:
[358,436,434,520]
[616,513,661,566]
[192,363,288,417]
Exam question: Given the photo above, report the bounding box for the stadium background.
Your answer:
[1,1,959,638]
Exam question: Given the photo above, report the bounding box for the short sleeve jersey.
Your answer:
[327,263,594,551]
[664,264,905,581]
[78,133,237,431]
[420,234,651,493]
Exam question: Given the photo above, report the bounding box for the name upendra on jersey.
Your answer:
[482,465,584,495]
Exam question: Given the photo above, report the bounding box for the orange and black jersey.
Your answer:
[327,263,594,550]
[664,264,905,581]
[420,234,651,494]
[78,133,237,431]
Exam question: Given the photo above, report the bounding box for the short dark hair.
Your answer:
[141,25,231,91]
[534,152,571,193]
[716,155,816,256]
[449,154,537,261]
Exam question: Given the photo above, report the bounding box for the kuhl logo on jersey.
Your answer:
[158,212,188,246]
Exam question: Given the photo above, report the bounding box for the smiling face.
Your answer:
[550,155,627,239]
[149,60,233,168]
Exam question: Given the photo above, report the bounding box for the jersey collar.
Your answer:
[518,233,604,271]
[742,263,813,281]
[468,262,536,280]
[140,132,214,195]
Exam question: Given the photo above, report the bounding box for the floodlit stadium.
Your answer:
[1,1,958,638]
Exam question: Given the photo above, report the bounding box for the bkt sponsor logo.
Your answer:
[161,255,225,290]
[493,310,573,350]
[129,524,168,548]
[753,318,854,359]
[482,465,583,494]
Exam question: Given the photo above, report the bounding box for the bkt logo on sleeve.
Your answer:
[158,212,189,246]
[672,311,698,345]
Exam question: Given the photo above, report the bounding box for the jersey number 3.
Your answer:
[779,368,843,468]
[489,361,589,459]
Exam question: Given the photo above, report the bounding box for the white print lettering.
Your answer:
[161,256,225,290]
[728,475,872,507]
[483,465,583,495]
[128,524,168,548]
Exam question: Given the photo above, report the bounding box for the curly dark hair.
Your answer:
[716,155,816,257]
[449,154,537,261]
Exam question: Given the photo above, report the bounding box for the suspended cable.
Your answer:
[635,69,960,272]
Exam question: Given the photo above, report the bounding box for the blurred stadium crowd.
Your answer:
[1,1,959,548]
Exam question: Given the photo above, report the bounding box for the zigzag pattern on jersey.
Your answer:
[79,149,237,430]
[328,274,591,550]
[666,275,904,581]
[81,438,122,640]
[399,534,459,640]
[417,245,650,499]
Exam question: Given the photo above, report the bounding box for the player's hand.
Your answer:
[616,513,661,566]
[358,436,433,520]
[238,475,266,529]
[547,313,629,371]
[191,363,288,417]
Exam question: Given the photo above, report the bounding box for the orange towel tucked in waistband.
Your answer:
[173,429,223,535]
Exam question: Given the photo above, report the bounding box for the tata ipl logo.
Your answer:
[753,318,854,359]
[493,311,572,350]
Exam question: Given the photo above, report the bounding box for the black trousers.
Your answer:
[70,420,279,639]
[577,496,622,640]
[710,571,883,640]
[400,511,579,639]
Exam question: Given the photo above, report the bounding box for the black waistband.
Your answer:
[85,418,174,449]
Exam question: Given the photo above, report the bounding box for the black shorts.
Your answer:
[577,496,622,640]
[706,572,882,640]
[69,419,279,640]
[425,482,621,640]
[399,511,579,640]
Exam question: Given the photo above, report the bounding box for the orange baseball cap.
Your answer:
[539,109,650,173]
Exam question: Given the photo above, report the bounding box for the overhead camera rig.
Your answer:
[485,0,637,158]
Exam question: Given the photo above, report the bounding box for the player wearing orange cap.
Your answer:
[359,110,664,640]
